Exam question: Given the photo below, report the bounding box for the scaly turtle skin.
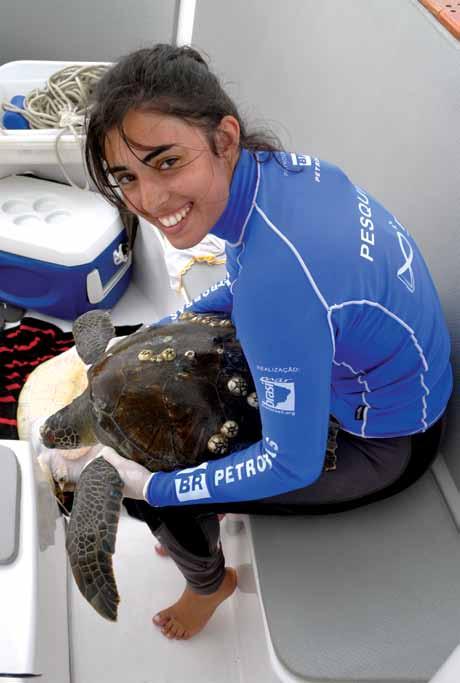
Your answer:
[40,310,262,621]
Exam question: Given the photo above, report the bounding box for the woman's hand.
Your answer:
[100,446,153,500]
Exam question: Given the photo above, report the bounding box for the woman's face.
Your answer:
[104,109,239,249]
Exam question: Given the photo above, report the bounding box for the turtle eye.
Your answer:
[40,425,55,446]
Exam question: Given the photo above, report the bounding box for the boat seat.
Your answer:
[0,446,20,565]
[249,458,460,682]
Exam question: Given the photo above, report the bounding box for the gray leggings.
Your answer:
[126,417,444,595]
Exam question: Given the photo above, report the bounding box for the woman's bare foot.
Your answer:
[152,567,237,640]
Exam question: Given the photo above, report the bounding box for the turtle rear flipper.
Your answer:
[66,456,123,621]
[73,310,115,364]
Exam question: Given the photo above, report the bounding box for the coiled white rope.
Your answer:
[1,64,109,189]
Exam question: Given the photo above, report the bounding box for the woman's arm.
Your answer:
[145,279,334,506]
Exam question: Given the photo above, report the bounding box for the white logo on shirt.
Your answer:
[260,377,296,415]
[388,218,415,293]
[290,153,312,167]
[174,463,211,502]
[213,437,280,488]
[396,232,415,293]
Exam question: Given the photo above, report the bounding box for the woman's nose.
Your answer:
[138,178,169,216]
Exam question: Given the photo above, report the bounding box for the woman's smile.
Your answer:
[154,201,193,235]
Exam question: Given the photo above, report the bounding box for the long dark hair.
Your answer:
[85,44,281,211]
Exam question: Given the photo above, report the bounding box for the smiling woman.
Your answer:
[82,43,452,642]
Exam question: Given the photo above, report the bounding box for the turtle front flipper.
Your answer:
[67,455,123,621]
[73,310,115,364]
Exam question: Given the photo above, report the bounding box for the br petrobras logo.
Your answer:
[174,463,211,502]
[260,377,296,415]
[290,153,312,167]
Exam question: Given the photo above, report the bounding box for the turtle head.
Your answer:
[40,418,81,449]
[40,388,97,450]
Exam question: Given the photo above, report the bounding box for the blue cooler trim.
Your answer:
[0,230,132,319]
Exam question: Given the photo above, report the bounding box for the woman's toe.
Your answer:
[161,618,176,636]
[153,611,168,626]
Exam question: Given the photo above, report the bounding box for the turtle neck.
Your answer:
[210,148,259,245]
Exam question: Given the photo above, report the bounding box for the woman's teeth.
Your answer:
[158,203,191,228]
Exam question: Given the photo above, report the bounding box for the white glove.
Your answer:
[31,416,102,491]
[100,446,154,500]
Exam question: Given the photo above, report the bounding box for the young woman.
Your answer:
[85,44,452,640]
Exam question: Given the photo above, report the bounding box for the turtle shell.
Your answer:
[87,313,262,472]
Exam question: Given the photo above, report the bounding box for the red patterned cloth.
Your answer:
[0,318,74,438]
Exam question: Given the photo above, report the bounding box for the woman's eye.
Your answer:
[158,157,179,171]
[116,173,136,186]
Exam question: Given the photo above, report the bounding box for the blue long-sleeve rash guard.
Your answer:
[145,149,452,507]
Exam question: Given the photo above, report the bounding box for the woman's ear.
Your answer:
[215,115,240,159]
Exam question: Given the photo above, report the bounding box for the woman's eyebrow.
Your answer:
[108,144,176,173]
[108,165,128,174]
[142,144,175,163]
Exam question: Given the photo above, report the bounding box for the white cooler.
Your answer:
[0,176,132,319]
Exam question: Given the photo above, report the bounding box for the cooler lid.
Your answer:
[0,176,123,266]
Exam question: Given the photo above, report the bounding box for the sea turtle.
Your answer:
[40,309,262,622]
